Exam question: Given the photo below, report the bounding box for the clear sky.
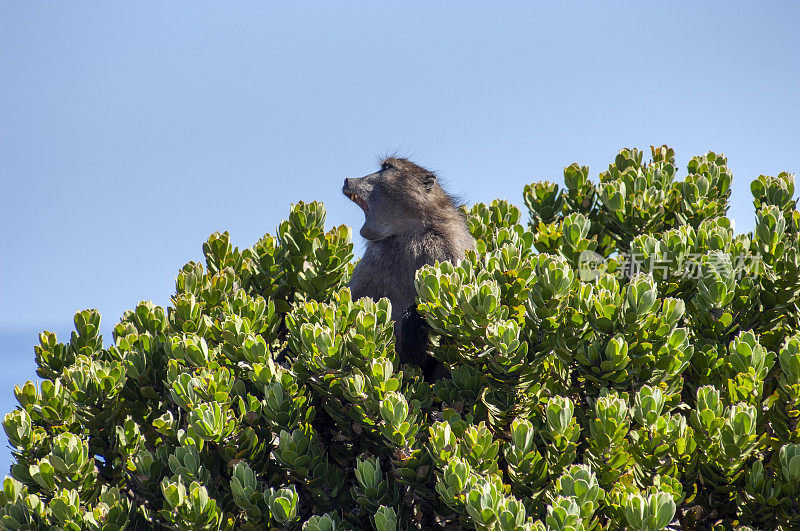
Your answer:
[1,2,799,468]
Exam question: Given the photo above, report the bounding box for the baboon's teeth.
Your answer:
[344,190,369,213]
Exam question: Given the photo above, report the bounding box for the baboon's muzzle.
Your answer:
[343,178,370,213]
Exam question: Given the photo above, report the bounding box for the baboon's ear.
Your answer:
[422,173,436,191]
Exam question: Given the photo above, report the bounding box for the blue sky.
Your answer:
[1,2,799,469]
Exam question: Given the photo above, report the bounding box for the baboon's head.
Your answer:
[343,157,451,241]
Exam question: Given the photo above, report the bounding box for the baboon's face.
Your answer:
[343,158,441,241]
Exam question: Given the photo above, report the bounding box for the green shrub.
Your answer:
[3,146,800,529]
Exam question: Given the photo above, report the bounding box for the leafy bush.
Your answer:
[2,146,800,529]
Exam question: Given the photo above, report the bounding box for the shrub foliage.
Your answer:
[3,146,800,530]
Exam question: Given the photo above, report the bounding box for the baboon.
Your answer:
[343,157,475,378]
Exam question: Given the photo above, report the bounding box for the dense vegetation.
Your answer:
[2,146,800,530]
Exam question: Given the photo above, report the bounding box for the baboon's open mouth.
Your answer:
[345,191,370,213]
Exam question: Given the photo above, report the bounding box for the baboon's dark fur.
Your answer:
[343,157,475,378]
